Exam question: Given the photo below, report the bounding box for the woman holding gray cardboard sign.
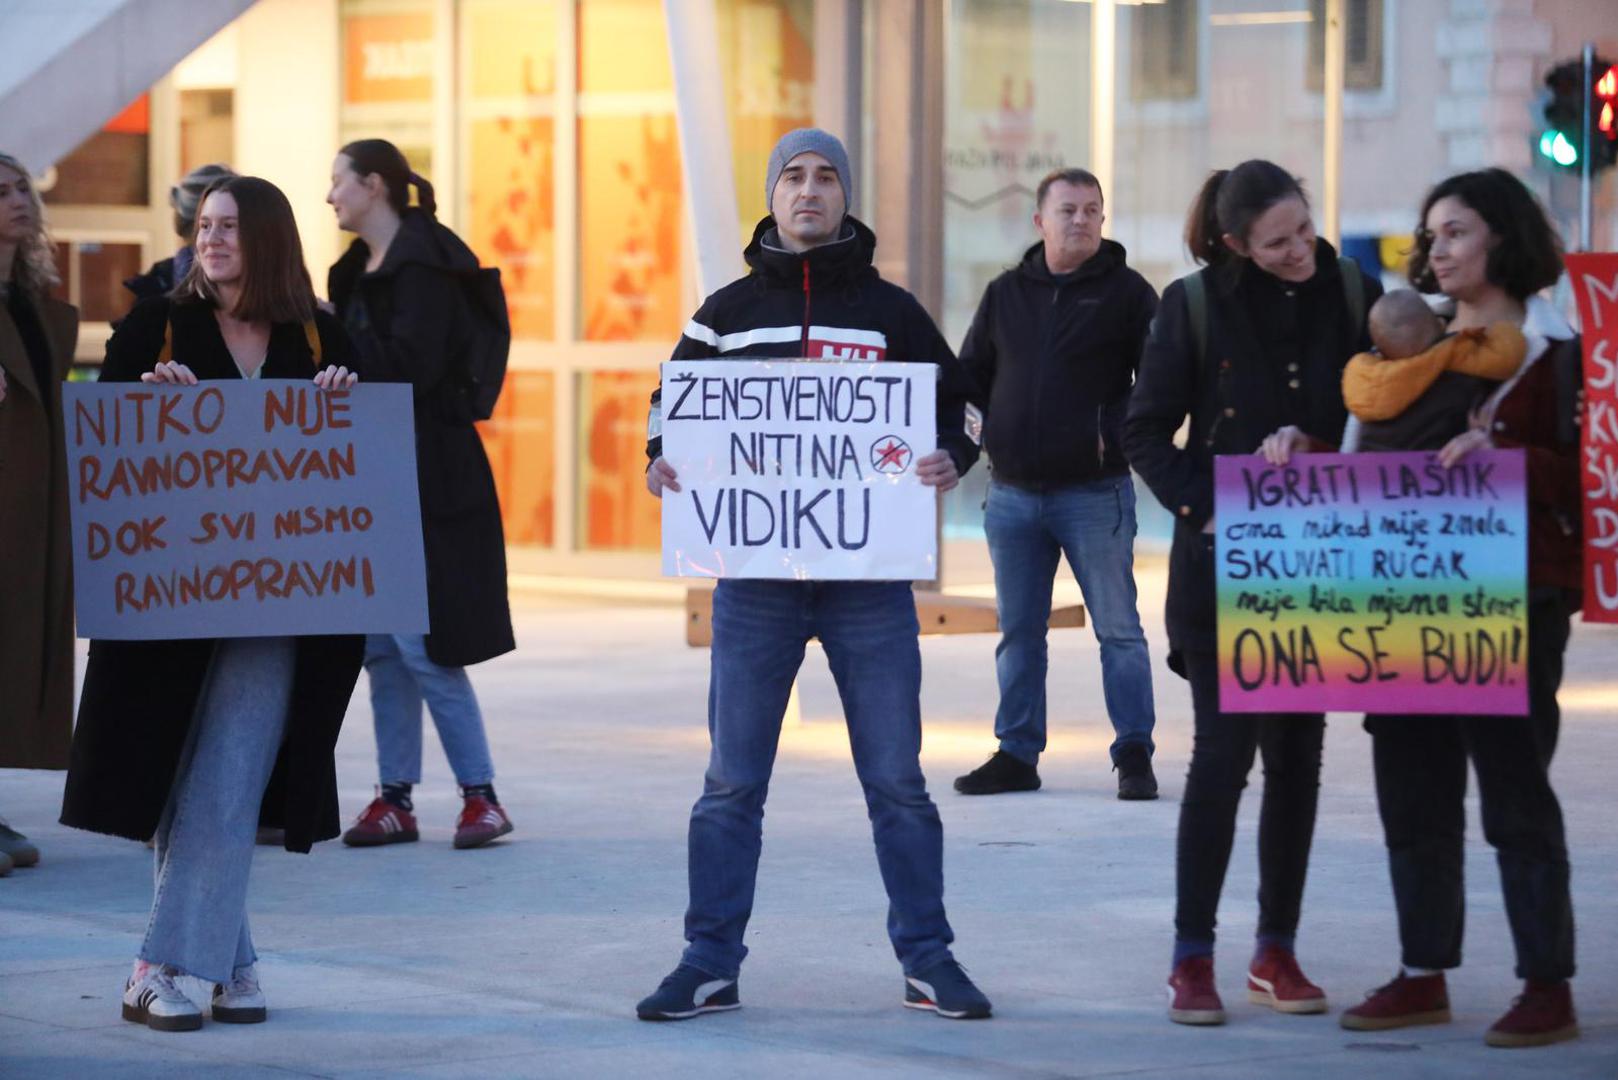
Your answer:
[61,175,363,1033]
[326,139,516,852]
[1338,168,1582,1049]
[0,151,77,875]
[1124,159,1380,1028]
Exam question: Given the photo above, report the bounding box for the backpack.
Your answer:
[1181,255,1365,368]
[427,221,511,421]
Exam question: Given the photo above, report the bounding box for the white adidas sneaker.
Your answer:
[122,964,203,1032]
[212,963,268,1023]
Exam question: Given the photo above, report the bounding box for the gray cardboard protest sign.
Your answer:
[62,380,428,639]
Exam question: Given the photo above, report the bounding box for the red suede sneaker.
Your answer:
[1485,980,1578,1048]
[1247,946,1328,1014]
[341,796,419,847]
[1340,972,1450,1031]
[454,795,513,849]
[1167,956,1226,1025]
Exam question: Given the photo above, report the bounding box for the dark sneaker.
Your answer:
[904,959,991,1019]
[255,826,285,846]
[1340,971,1450,1031]
[1167,955,1225,1025]
[454,795,514,849]
[954,751,1040,795]
[0,851,12,877]
[341,796,419,847]
[1485,980,1578,1048]
[1247,946,1327,1014]
[636,963,740,1021]
[0,820,40,867]
[1114,746,1159,801]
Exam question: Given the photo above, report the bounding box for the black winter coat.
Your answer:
[646,215,980,475]
[329,211,515,668]
[959,239,1157,488]
[1123,241,1380,661]
[60,296,366,853]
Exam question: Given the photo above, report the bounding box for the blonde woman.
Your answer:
[0,151,78,874]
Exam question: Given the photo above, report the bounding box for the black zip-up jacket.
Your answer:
[646,215,980,475]
[1123,239,1380,660]
[960,239,1157,489]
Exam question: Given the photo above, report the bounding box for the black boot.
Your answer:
[954,750,1041,795]
[1114,744,1158,800]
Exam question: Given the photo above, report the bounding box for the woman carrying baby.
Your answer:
[1338,168,1582,1050]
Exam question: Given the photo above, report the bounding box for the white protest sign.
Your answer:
[660,359,938,580]
[63,380,429,640]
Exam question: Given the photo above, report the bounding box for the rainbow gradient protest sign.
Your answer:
[1214,451,1528,715]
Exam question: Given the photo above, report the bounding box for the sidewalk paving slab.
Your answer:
[2,563,1614,1078]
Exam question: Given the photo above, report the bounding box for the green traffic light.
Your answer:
[1540,129,1579,166]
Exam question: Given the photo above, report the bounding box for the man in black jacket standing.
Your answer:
[954,168,1160,800]
[637,129,991,1023]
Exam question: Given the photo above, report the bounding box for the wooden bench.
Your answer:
[684,587,1084,647]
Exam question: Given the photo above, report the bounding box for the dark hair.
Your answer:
[1036,167,1104,210]
[339,138,437,217]
[1184,160,1308,266]
[173,175,315,324]
[1406,168,1564,300]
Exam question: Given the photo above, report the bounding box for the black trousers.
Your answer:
[1175,649,1324,945]
[1364,590,1576,982]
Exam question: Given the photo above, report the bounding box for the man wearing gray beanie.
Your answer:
[638,127,992,1023]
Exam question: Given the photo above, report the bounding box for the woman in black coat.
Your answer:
[60,176,362,1031]
[1124,160,1380,1027]
[326,139,516,851]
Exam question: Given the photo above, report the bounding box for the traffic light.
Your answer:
[1538,56,1618,172]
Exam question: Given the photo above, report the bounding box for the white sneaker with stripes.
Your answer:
[123,964,203,1032]
[212,963,268,1023]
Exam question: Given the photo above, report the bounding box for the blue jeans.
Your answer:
[984,477,1155,765]
[365,633,495,788]
[682,579,955,980]
[142,637,294,984]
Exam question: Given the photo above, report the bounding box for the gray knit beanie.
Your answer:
[170,163,236,235]
[765,128,852,214]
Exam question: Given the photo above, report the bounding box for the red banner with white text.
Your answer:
[1567,253,1618,622]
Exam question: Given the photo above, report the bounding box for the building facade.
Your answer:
[28,0,1618,576]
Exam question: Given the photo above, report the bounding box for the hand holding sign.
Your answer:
[914,448,959,493]
[142,361,199,386]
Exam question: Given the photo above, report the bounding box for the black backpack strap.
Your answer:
[1338,255,1365,330]
[1553,335,1582,447]
[1184,268,1209,368]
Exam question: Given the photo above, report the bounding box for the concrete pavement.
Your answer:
[2,560,1615,1078]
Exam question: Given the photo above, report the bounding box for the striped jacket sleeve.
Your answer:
[646,300,723,463]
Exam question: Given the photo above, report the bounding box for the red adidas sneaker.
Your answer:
[454,795,513,849]
[341,796,419,847]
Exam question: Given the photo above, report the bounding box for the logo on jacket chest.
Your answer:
[810,339,886,363]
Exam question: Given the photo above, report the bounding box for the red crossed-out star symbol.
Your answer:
[871,436,912,474]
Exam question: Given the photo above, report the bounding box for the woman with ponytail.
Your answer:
[1124,160,1381,1026]
[326,139,516,851]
